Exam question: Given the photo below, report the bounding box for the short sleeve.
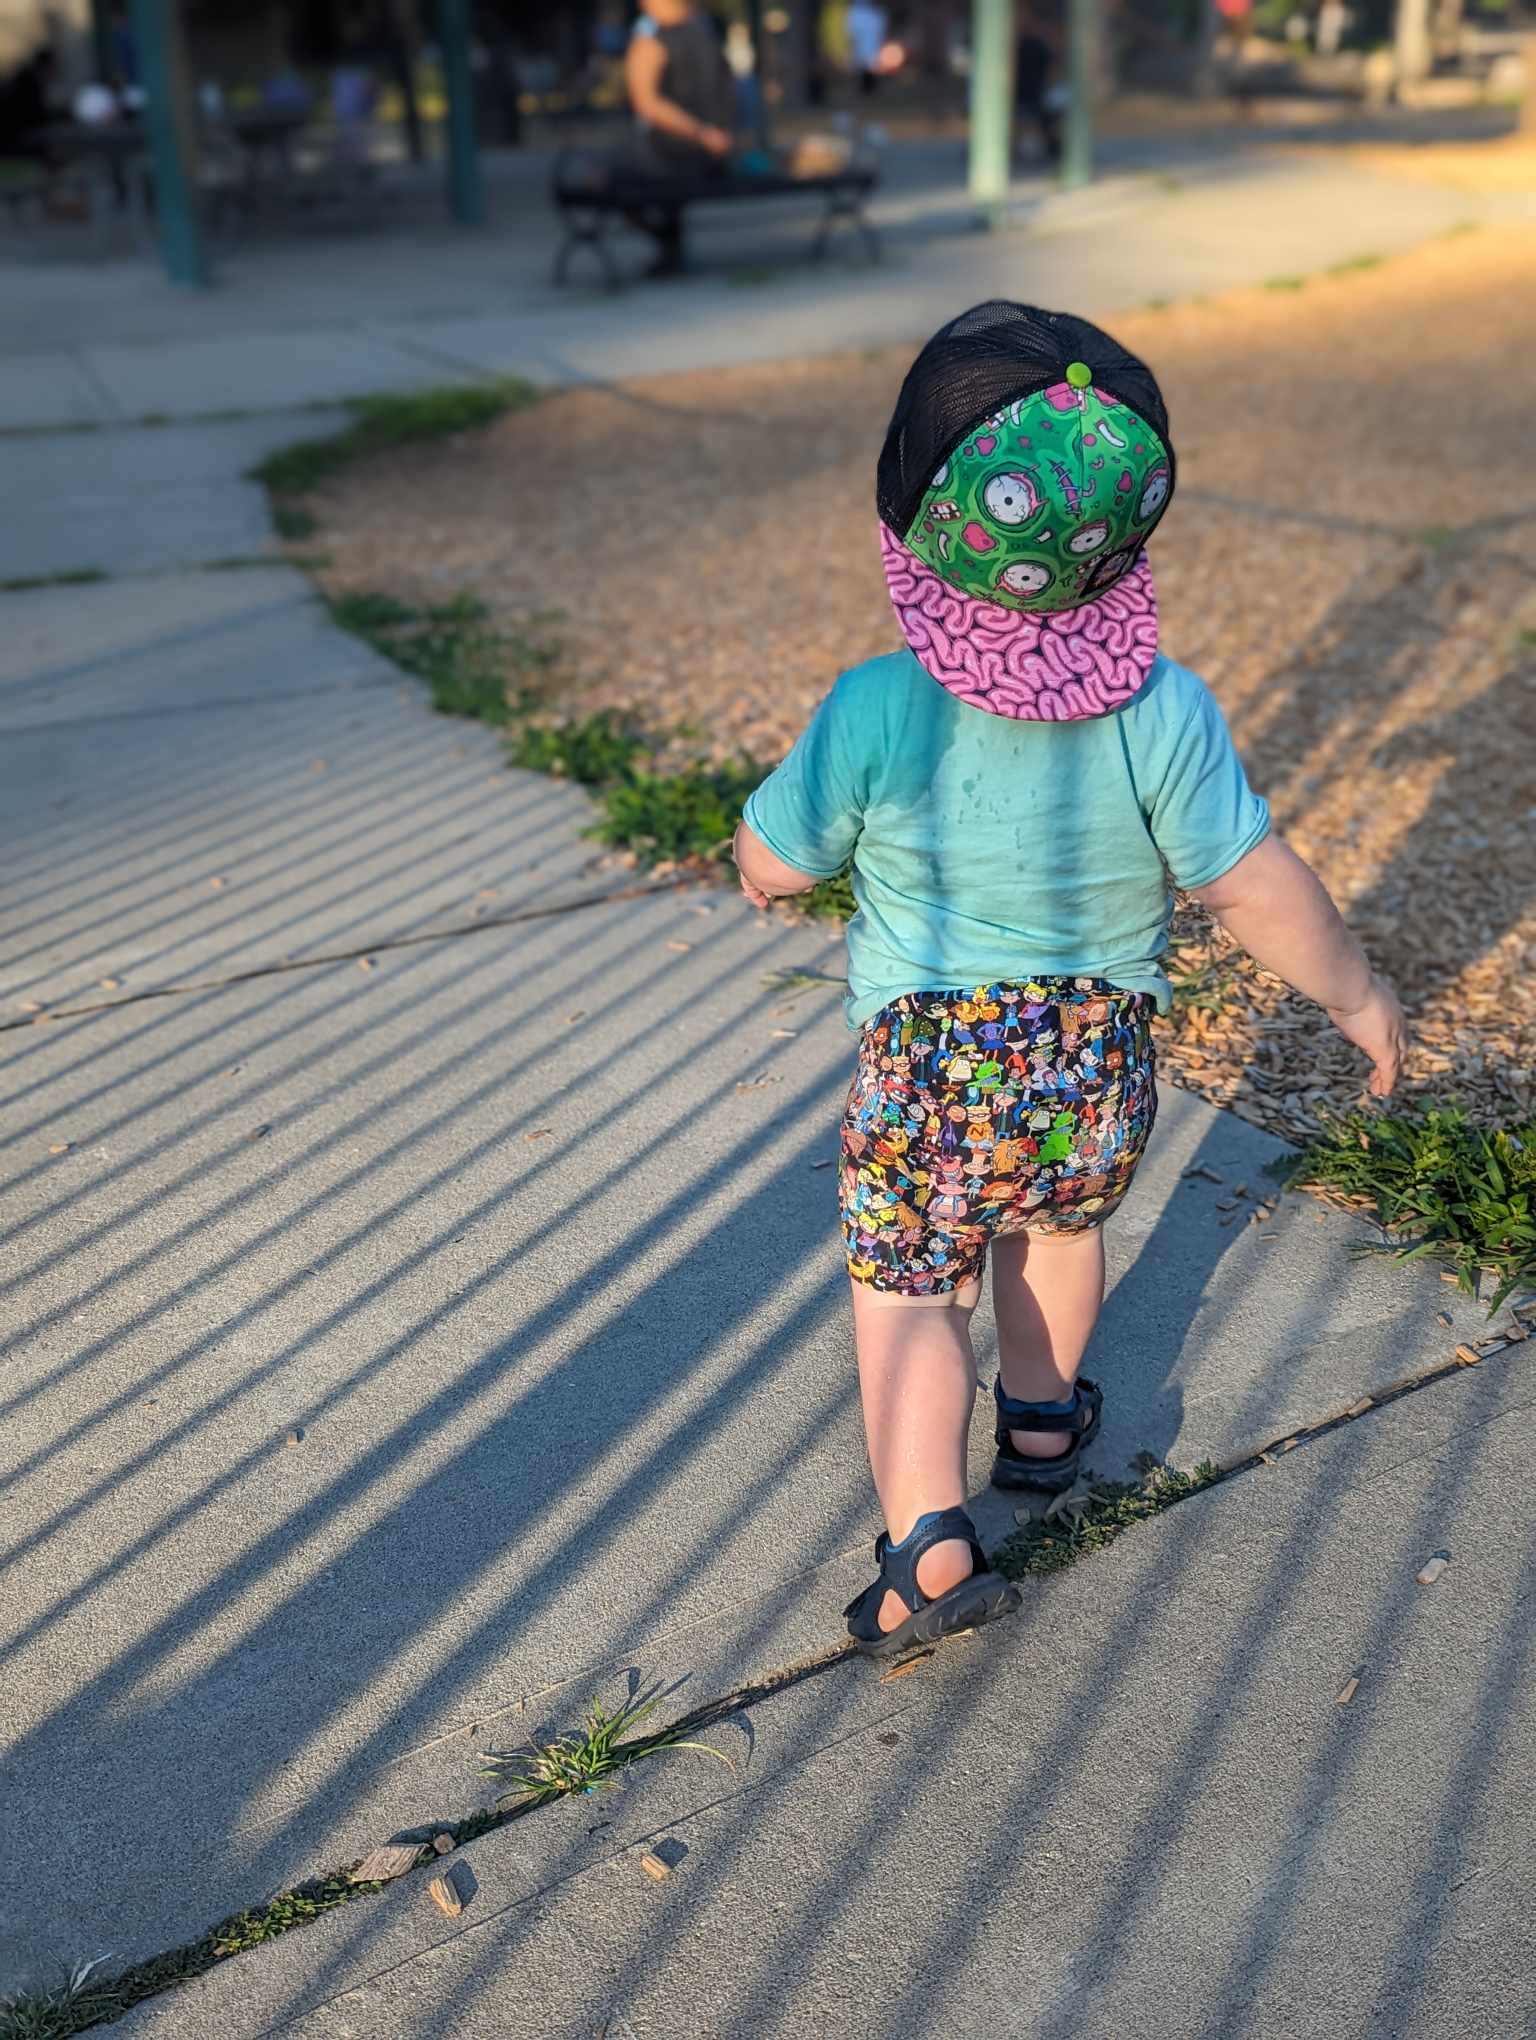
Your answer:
[1144,670,1270,890]
[742,681,869,879]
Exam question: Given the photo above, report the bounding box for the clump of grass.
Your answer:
[591,757,765,865]
[252,377,538,496]
[327,589,556,725]
[1263,274,1307,292]
[510,709,645,786]
[0,566,107,593]
[322,583,860,918]
[1289,1107,1536,1312]
[1326,251,1384,276]
[480,1690,732,1807]
[273,502,318,542]
[995,1460,1221,1579]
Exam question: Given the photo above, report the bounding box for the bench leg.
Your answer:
[812,191,881,267]
[553,206,621,289]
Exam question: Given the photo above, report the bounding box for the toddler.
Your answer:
[734,302,1405,1656]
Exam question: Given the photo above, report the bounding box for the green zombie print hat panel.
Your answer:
[903,365,1173,617]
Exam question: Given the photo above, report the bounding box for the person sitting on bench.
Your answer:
[623,0,737,276]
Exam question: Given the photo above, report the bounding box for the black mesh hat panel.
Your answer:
[877,301,1175,539]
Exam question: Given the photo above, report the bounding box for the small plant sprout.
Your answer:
[479,1690,735,1805]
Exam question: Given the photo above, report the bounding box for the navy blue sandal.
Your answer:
[843,1505,1022,1658]
[990,1375,1103,1496]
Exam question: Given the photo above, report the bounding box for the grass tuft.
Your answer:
[995,1460,1221,1578]
[1262,274,1307,292]
[0,567,107,593]
[1288,1106,1536,1312]
[251,378,539,496]
[1326,252,1384,276]
[480,1689,732,1806]
[327,589,557,725]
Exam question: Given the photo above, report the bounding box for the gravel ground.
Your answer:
[311,221,1536,1142]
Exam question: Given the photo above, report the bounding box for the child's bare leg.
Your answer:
[851,1281,978,1632]
[990,1226,1105,1456]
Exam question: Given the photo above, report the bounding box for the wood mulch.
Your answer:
[309,221,1536,1143]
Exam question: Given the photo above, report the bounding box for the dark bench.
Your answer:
[551,144,880,288]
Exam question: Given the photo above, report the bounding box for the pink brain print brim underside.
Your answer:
[879,525,1159,722]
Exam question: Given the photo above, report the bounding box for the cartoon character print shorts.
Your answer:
[840,979,1157,1302]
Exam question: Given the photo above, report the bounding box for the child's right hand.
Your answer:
[1326,972,1407,1098]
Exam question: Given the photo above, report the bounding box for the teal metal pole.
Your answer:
[1061,0,1096,189]
[967,0,1015,228]
[128,0,207,286]
[439,0,486,225]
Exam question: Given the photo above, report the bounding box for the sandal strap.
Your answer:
[863,1505,986,1623]
[993,1373,1102,1439]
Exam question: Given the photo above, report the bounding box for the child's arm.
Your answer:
[732,820,820,909]
[1188,833,1406,1097]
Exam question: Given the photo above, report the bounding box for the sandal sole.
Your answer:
[990,1450,1082,1496]
[850,1570,1022,1658]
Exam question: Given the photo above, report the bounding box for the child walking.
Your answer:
[734,302,1406,1656]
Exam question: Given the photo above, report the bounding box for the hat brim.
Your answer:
[880,524,1159,722]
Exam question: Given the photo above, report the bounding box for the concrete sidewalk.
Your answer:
[3,137,1533,429]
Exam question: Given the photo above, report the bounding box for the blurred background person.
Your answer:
[845,0,889,98]
[1015,0,1063,165]
[623,0,737,276]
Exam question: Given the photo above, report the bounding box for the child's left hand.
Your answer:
[739,875,773,910]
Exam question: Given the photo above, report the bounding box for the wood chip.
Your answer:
[1454,1344,1482,1367]
[639,1851,671,1882]
[770,1028,797,1038]
[351,1841,421,1884]
[1416,1555,1449,1585]
[665,940,692,953]
[1182,1164,1224,1184]
[1435,1310,1454,1328]
[1336,1677,1360,1706]
[735,1076,782,1091]
[1344,1396,1373,1417]
[285,1426,305,1446]
[1440,1271,1462,1285]
[428,1861,473,1916]
[249,1124,271,1140]
[48,1142,71,1155]
[357,956,376,972]
[524,1127,552,1141]
[432,1832,455,1856]
[879,1655,929,1682]
[565,1009,586,1024]
[1503,1319,1529,1342]
[208,876,226,889]
[18,1000,43,1013]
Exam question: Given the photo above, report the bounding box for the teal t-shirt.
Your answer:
[742,650,1270,1028]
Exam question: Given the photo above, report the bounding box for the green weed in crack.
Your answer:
[480,1689,734,1807]
[251,378,539,497]
[993,1460,1221,1579]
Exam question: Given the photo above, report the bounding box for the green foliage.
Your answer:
[591,757,764,864]
[251,377,538,495]
[1263,274,1307,292]
[1289,1107,1536,1312]
[273,502,319,541]
[509,710,645,785]
[995,1461,1221,1579]
[1326,252,1383,276]
[327,589,556,726]
[0,567,106,593]
[480,1689,732,1806]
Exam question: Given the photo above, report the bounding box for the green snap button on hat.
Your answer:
[1064,360,1093,389]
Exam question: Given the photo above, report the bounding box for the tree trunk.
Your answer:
[1393,0,1432,89]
